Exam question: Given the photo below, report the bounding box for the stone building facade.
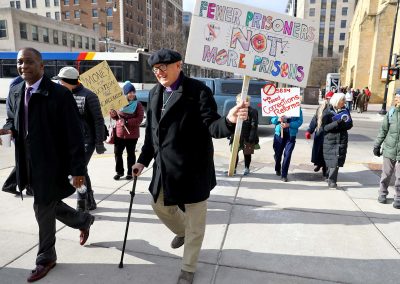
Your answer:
[340,0,400,105]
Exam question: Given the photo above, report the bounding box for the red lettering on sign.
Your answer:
[262,84,276,101]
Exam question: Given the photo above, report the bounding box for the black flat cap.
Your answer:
[147,48,182,67]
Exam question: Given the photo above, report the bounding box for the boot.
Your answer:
[322,166,327,178]
[87,191,97,211]
[76,199,87,212]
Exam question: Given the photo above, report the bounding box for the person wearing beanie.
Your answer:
[110,81,144,180]
[54,66,106,212]
[132,48,248,284]
[374,89,400,208]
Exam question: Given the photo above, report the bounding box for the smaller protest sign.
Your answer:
[79,61,128,117]
[261,85,301,117]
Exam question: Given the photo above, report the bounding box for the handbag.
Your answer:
[105,119,116,144]
[243,142,255,155]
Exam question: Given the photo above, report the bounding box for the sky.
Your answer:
[182,0,288,14]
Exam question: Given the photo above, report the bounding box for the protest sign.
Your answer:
[80,61,127,117]
[261,84,301,117]
[185,0,317,88]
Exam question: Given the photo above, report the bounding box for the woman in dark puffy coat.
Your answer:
[110,81,144,180]
[321,93,353,188]
[229,95,259,175]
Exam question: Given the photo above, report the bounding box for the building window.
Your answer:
[342,7,348,16]
[42,28,49,43]
[16,1,21,9]
[55,11,60,20]
[70,34,75,48]
[77,35,82,48]
[328,46,333,57]
[343,0,348,2]
[65,11,70,19]
[91,0,97,3]
[318,44,323,57]
[107,22,113,31]
[309,8,315,17]
[85,36,89,49]
[0,20,7,38]
[25,0,30,8]
[10,1,15,8]
[340,33,346,40]
[62,31,67,45]
[45,0,50,7]
[46,12,51,17]
[64,0,69,5]
[53,30,59,44]
[106,0,112,2]
[73,0,79,4]
[330,9,336,16]
[74,10,80,18]
[310,0,315,3]
[93,23,99,31]
[54,0,59,6]
[339,45,344,53]
[19,22,27,39]
[32,0,36,7]
[32,25,38,41]
[106,7,113,16]
[91,38,95,50]
[341,20,346,28]
[92,9,98,17]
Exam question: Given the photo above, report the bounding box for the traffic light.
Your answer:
[389,67,399,80]
[396,54,400,68]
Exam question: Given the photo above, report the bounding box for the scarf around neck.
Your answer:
[120,100,137,114]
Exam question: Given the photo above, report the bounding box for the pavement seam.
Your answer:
[210,174,242,284]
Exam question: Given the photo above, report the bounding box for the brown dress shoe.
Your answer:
[80,215,95,246]
[27,261,56,282]
[177,270,194,284]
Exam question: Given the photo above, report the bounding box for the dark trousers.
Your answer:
[327,167,339,184]
[273,133,296,178]
[235,151,251,169]
[2,167,17,192]
[114,138,138,176]
[379,157,400,199]
[33,200,92,265]
[77,143,95,201]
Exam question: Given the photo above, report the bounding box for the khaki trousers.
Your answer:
[152,189,207,272]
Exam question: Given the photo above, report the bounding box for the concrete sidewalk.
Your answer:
[1,104,400,284]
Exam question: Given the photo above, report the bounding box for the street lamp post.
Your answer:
[380,0,400,115]
[104,1,117,52]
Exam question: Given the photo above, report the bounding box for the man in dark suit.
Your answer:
[0,48,95,283]
[133,48,248,284]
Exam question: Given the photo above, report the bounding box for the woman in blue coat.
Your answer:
[271,109,303,182]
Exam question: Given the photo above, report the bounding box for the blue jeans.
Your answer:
[273,133,296,178]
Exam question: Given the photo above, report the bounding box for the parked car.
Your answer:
[135,78,272,126]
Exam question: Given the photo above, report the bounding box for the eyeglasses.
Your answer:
[152,64,168,74]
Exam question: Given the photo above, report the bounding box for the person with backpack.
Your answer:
[373,89,400,208]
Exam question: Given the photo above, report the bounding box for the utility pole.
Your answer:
[380,0,400,115]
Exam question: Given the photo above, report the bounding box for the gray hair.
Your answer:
[329,93,346,109]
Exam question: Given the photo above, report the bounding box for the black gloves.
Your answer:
[373,147,381,157]
[96,143,107,154]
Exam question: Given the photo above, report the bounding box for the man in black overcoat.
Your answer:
[133,48,248,284]
[0,48,95,283]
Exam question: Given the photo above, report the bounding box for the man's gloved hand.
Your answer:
[305,131,312,139]
[373,146,381,157]
[96,143,107,154]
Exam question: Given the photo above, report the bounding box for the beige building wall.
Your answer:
[341,0,400,105]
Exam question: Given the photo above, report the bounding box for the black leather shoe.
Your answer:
[281,177,288,182]
[125,175,133,180]
[27,261,56,282]
[314,165,321,172]
[80,215,95,246]
[378,195,387,204]
[393,199,400,209]
[275,170,281,176]
[113,174,122,180]
[177,270,194,284]
[87,191,97,211]
[171,236,185,249]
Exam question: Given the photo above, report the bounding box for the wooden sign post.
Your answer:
[228,75,250,176]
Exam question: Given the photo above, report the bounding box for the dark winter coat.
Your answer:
[3,76,86,204]
[72,84,105,145]
[137,74,234,205]
[307,108,325,166]
[229,106,259,146]
[321,105,353,168]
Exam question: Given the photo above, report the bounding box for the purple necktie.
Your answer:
[24,87,33,134]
